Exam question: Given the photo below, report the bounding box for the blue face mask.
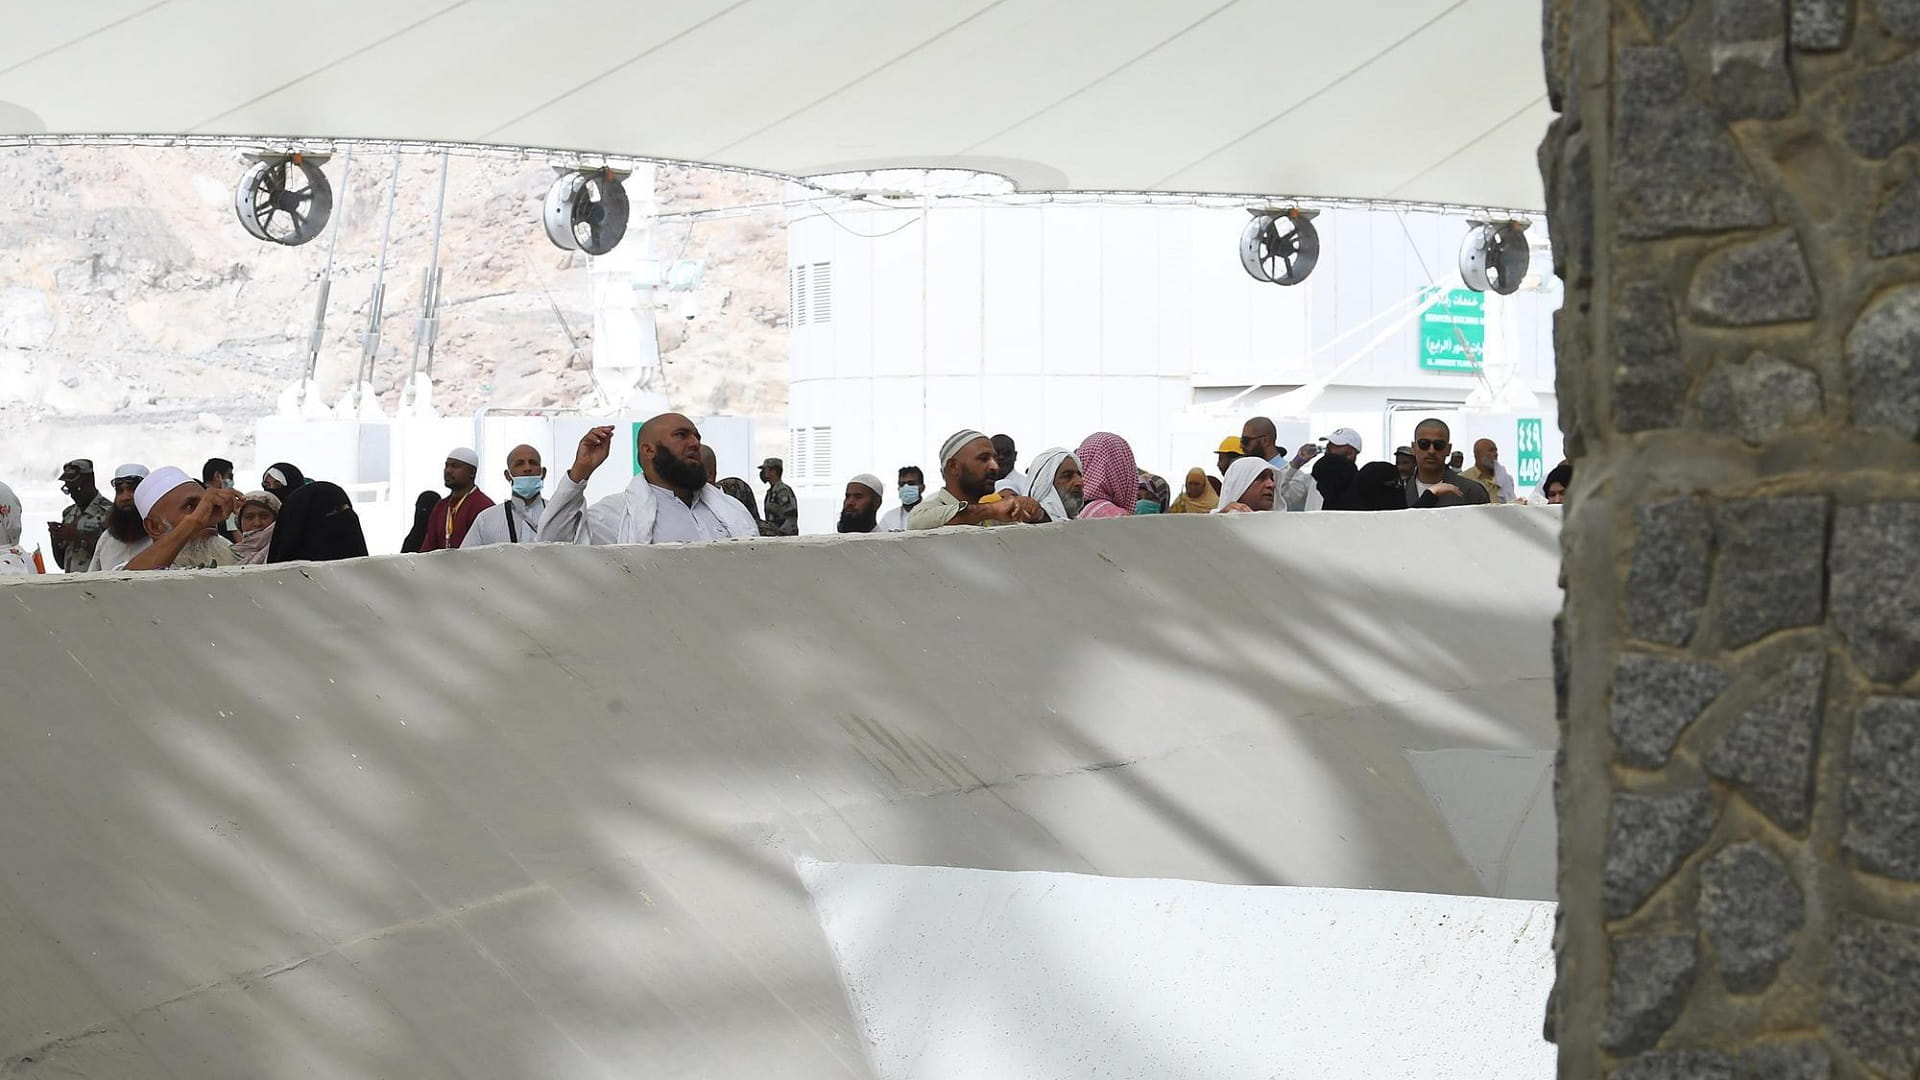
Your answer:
[899,484,922,507]
[1134,501,1163,515]
[511,474,544,499]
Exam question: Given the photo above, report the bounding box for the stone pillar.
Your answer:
[1542,1,1920,1077]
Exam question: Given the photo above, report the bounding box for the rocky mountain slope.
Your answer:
[0,144,789,493]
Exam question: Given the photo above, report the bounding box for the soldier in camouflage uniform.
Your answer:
[50,459,111,572]
[759,457,798,536]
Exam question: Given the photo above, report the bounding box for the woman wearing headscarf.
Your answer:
[1217,456,1279,513]
[1311,453,1359,510]
[230,490,282,564]
[1135,472,1172,515]
[400,490,439,553]
[1024,448,1082,522]
[1168,468,1219,514]
[1345,461,1409,511]
[1073,432,1138,519]
[261,462,306,498]
[267,481,369,563]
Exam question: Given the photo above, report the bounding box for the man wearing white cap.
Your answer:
[123,467,241,571]
[837,474,888,534]
[1277,427,1365,512]
[418,446,495,553]
[87,464,153,572]
[542,414,759,546]
[910,430,1045,530]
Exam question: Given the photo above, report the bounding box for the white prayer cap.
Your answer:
[849,473,886,500]
[447,447,480,468]
[940,429,988,467]
[111,463,149,484]
[1327,427,1363,452]
[134,466,196,521]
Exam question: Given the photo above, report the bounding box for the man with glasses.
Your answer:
[1406,419,1491,508]
[88,464,152,572]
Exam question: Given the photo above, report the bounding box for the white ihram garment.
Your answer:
[540,471,758,546]
[460,496,548,547]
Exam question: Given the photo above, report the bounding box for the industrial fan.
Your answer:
[1239,208,1320,286]
[1459,220,1532,295]
[234,154,332,246]
[544,169,631,255]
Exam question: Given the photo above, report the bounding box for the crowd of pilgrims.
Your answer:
[0,412,1570,576]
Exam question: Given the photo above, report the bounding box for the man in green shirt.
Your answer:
[760,457,798,536]
[49,459,111,572]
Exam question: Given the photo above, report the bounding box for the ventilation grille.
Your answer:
[789,261,831,328]
[789,428,810,479]
[786,426,834,483]
[810,262,832,324]
[791,264,810,327]
[810,426,833,479]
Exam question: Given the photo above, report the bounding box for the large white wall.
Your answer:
[786,193,1561,531]
[0,507,1561,1078]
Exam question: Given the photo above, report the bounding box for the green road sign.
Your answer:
[1516,418,1544,488]
[1419,287,1485,372]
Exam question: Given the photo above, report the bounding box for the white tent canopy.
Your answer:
[0,0,1547,211]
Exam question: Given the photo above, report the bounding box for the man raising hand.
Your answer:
[541,417,759,545]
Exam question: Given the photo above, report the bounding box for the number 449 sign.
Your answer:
[1516,418,1545,488]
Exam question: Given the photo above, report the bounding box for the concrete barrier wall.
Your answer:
[800,861,1557,1080]
[0,507,1561,1078]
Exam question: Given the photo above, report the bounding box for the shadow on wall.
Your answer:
[0,505,1561,1079]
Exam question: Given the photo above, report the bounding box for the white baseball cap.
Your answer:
[1326,427,1363,452]
[111,463,150,484]
[133,466,196,521]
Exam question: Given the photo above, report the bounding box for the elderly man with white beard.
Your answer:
[542,414,760,545]
[122,467,242,571]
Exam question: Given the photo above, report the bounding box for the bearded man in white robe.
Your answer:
[541,413,759,546]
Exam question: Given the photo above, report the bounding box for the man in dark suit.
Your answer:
[1405,418,1493,508]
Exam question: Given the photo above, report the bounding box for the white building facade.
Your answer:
[786,187,1561,532]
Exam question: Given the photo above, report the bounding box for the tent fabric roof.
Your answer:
[0,0,1548,211]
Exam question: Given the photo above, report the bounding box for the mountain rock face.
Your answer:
[0,145,789,490]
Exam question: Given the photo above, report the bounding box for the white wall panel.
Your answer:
[871,377,932,478]
[1187,211,1254,380]
[924,208,984,377]
[1042,376,1104,451]
[869,210,926,379]
[982,208,1046,376]
[1042,210,1102,376]
[978,376,1045,449]
[1155,211,1194,378]
[832,210,877,380]
[924,375,985,461]
[1099,208,1159,377]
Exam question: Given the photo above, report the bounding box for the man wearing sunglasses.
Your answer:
[1407,419,1491,508]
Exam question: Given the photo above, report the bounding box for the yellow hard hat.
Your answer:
[1217,436,1244,454]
